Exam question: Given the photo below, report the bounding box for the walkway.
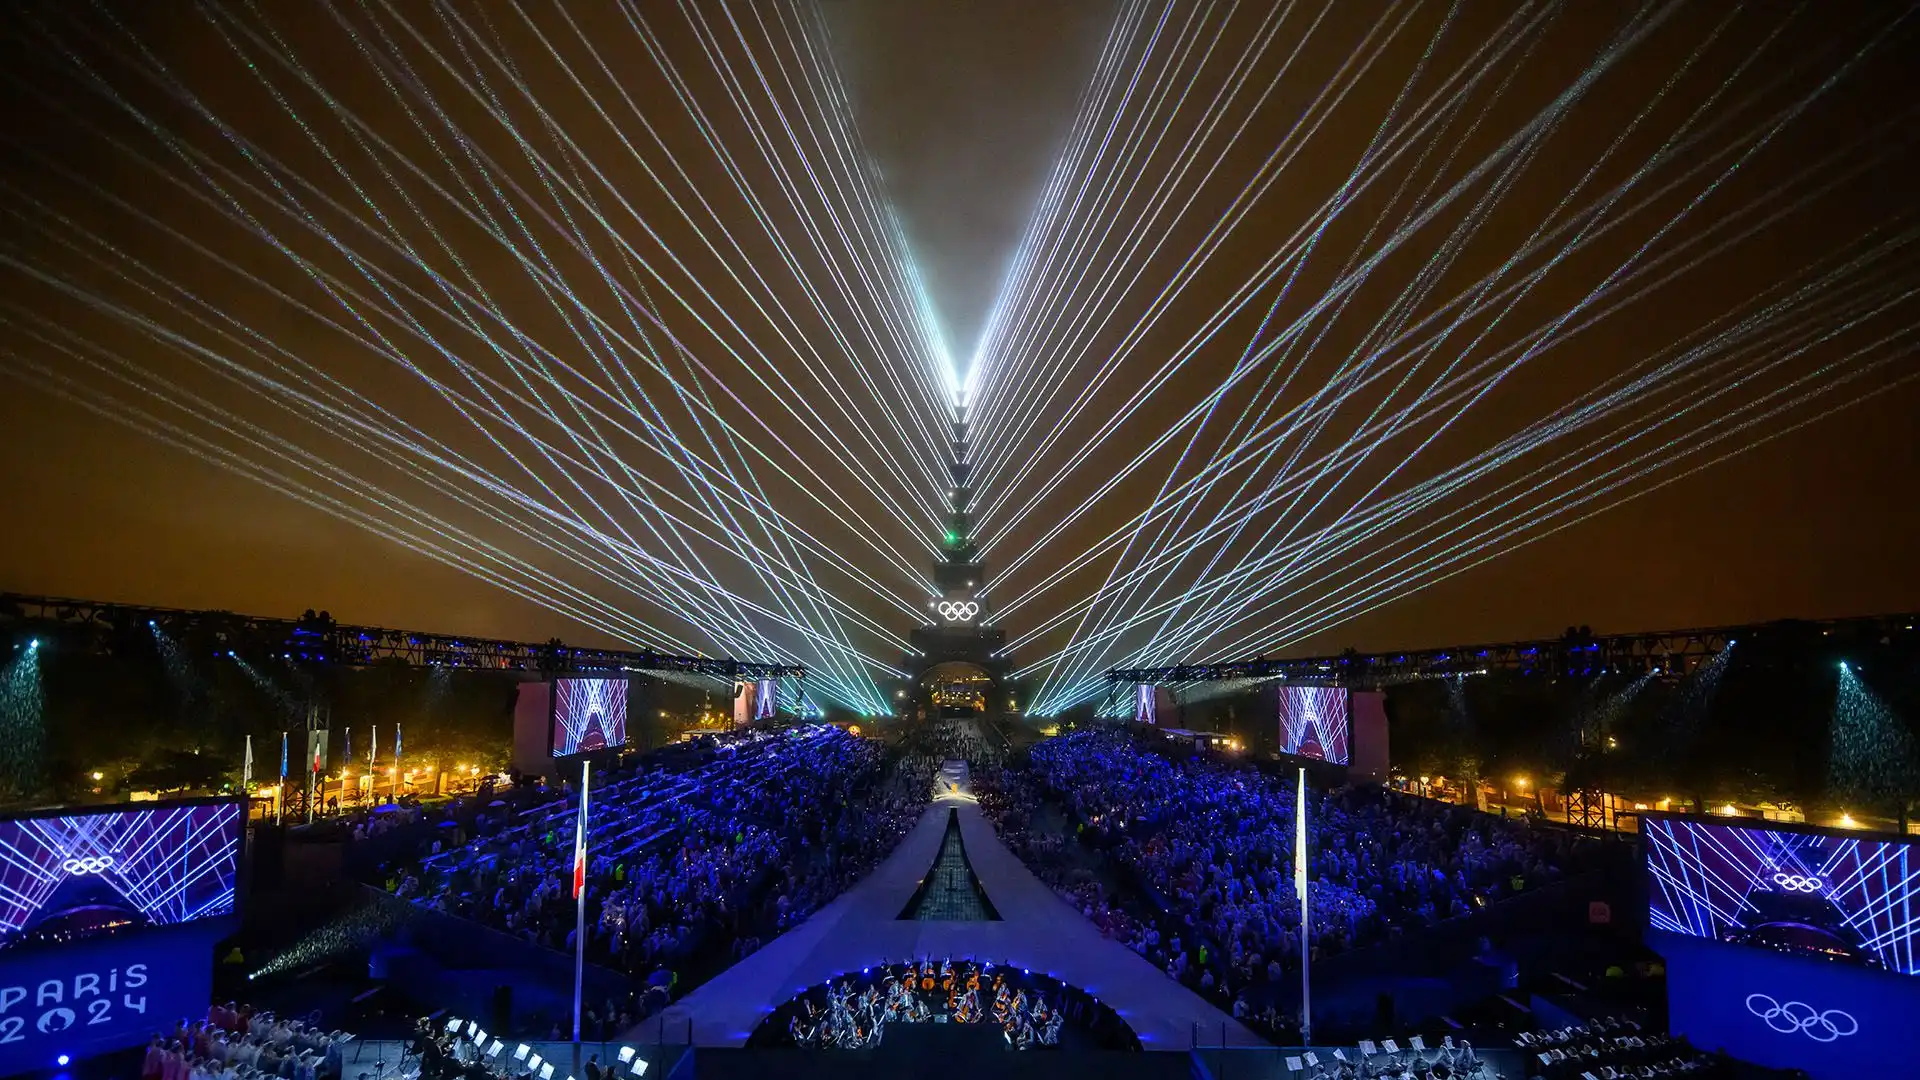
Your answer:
[629,762,1260,1050]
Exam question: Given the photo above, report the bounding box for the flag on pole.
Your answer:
[243,735,254,789]
[572,838,587,899]
[369,725,378,770]
[344,727,352,768]
[572,761,591,899]
[280,731,288,781]
[571,758,592,1043]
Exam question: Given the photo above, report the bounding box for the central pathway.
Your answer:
[632,761,1260,1050]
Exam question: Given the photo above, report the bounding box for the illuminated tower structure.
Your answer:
[907,402,1007,705]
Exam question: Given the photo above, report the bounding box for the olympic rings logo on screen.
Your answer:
[1746,995,1858,1042]
[1770,872,1824,892]
[937,601,979,622]
[60,855,115,875]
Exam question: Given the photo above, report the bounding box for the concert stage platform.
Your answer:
[695,1026,1189,1080]
[630,770,1259,1050]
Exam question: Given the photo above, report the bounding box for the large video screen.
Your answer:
[551,677,629,757]
[1278,685,1349,764]
[0,921,226,1076]
[1644,814,1918,976]
[0,800,243,954]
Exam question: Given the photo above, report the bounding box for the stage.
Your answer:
[628,769,1258,1050]
[695,1025,1190,1080]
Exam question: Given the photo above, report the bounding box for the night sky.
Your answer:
[0,1,1916,712]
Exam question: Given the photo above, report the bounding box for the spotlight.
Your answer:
[28,639,38,650]
[56,1054,70,1067]
[1839,660,1849,671]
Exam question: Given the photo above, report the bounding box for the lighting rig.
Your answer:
[1105,612,1920,689]
[0,593,805,680]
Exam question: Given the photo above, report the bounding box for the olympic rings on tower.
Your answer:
[937,601,980,622]
[61,855,114,875]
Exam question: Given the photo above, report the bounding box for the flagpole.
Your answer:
[306,706,318,825]
[572,758,591,1052]
[278,731,288,825]
[1296,766,1311,1045]
[243,735,254,818]
[394,723,402,802]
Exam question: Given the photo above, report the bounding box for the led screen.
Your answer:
[1134,684,1157,725]
[551,677,629,757]
[0,800,242,954]
[0,922,225,1076]
[1277,685,1349,764]
[1654,929,1916,1079]
[1643,814,1917,976]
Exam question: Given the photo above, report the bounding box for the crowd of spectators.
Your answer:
[368,726,927,1031]
[1019,731,1597,1023]
[143,1004,352,1080]
[973,762,1146,948]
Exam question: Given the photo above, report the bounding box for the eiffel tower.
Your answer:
[905,402,1007,713]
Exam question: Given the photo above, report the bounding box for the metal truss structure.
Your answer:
[1106,612,1920,689]
[0,593,804,680]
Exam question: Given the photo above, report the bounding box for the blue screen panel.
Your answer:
[1277,685,1349,765]
[0,801,243,954]
[0,921,224,1076]
[551,677,629,757]
[1643,815,1917,976]
[1653,930,1916,1079]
